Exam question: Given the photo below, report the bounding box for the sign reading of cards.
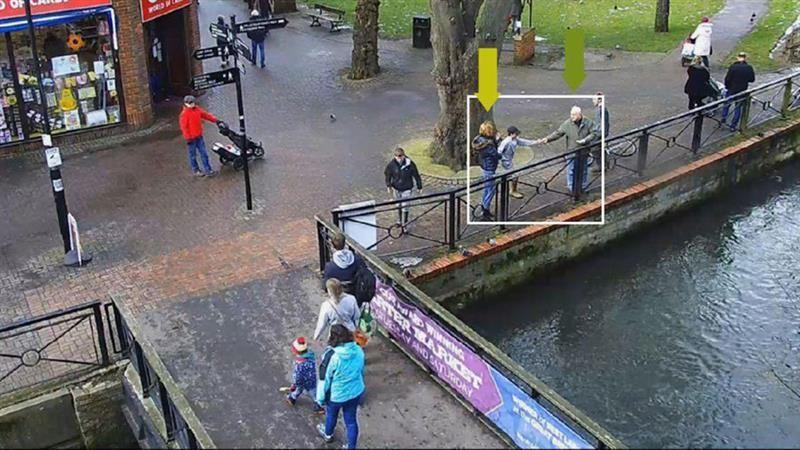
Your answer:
[190,68,236,90]
[0,0,110,20]
[234,17,288,33]
[141,0,191,22]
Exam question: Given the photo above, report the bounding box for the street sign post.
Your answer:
[234,17,288,33]
[193,46,222,60]
[209,22,226,39]
[235,38,252,63]
[230,14,253,211]
[190,68,237,90]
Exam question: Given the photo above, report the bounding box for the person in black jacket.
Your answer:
[684,56,710,110]
[215,16,230,69]
[722,52,756,131]
[384,147,422,228]
[473,121,501,220]
[247,10,267,68]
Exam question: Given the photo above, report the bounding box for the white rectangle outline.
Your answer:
[466,94,606,226]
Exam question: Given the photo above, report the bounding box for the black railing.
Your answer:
[0,301,112,397]
[109,297,215,449]
[317,217,625,449]
[332,70,800,258]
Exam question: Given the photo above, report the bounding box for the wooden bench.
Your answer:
[306,3,348,32]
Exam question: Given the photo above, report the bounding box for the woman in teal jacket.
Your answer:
[317,325,365,449]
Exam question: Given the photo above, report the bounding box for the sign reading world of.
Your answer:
[371,279,594,449]
[0,0,111,20]
[141,0,191,22]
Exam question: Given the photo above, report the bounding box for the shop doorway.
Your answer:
[146,9,190,103]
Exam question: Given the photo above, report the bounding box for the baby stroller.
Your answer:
[681,36,695,66]
[212,121,265,171]
[704,78,725,104]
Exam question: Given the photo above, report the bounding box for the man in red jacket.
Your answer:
[179,95,220,177]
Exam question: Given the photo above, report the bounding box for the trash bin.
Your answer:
[413,16,431,49]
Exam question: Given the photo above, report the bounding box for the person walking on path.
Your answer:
[322,232,361,290]
[535,106,597,194]
[384,147,422,229]
[179,95,220,177]
[590,93,610,174]
[314,279,360,342]
[258,0,274,18]
[684,56,711,110]
[285,337,325,413]
[473,121,501,219]
[498,126,536,198]
[215,16,230,68]
[316,324,366,450]
[722,52,756,132]
[247,10,267,68]
[690,17,713,68]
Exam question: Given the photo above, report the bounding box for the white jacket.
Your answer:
[691,22,713,56]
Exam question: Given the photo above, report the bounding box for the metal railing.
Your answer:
[109,296,216,449]
[0,301,112,397]
[317,217,625,449]
[332,70,800,258]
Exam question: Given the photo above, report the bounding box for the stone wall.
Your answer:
[411,117,800,310]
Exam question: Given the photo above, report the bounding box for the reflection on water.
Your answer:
[459,162,800,448]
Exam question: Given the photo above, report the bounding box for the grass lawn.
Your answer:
[728,0,800,70]
[300,0,723,52]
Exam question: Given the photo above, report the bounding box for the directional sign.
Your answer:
[190,68,237,90]
[235,38,253,63]
[234,17,289,33]
[193,46,222,60]
[210,22,228,40]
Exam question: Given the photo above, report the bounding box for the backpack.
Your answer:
[352,262,376,306]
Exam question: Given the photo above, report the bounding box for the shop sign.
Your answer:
[0,0,111,20]
[140,0,191,23]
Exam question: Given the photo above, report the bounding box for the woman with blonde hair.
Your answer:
[472,120,501,220]
[314,278,361,341]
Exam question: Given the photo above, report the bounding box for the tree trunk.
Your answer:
[351,0,380,80]
[429,0,514,170]
[654,0,669,33]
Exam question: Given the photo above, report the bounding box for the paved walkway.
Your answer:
[0,0,791,445]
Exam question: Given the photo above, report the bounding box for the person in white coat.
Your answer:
[690,17,713,68]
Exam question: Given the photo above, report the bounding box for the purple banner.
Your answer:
[371,279,593,449]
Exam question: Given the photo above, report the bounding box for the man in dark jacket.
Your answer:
[536,106,597,193]
[247,10,267,68]
[322,232,360,290]
[384,147,422,228]
[590,93,610,174]
[215,16,230,69]
[722,52,755,131]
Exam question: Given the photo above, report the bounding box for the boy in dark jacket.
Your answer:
[322,232,360,290]
[384,147,422,228]
[247,10,267,68]
[473,121,501,219]
[178,95,221,177]
[286,337,324,413]
[722,52,755,131]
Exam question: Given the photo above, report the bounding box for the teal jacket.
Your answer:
[316,342,365,404]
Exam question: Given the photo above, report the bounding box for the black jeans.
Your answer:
[688,95,704,110]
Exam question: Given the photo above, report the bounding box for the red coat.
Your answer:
[179,106,218,141]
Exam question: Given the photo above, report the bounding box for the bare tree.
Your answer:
[351,0,381,80]
[429,0,513,169]
[655,0,669,32]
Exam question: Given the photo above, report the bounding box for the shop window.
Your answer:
[0,9,122,144]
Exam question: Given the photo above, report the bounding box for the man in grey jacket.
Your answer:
[591,93,610,174]
[536,106,598,193]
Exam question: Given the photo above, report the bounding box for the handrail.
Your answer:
[0,300,103,332]
[110,294,216,449]
[316,216,626,449]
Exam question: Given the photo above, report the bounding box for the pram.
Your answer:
[681,37,695,66]
[704,78,726,104]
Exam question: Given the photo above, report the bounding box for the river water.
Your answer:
[459,162,800,448]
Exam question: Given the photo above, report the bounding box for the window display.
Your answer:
[0,9,122,145]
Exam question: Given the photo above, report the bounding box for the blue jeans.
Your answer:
[251,41,265,67]
[187,136,212,173]
[566,155,589,193]
[721,92,743,129]
[481,170,496,214]
[325,393,362,449]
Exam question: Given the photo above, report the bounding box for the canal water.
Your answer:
[459,162,800,448]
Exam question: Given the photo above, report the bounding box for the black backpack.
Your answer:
[353,261,376,306]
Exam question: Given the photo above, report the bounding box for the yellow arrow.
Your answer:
[476,48,500,111]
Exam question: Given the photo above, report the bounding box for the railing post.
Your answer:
[691,112,704,153]
[781,79,793,117]
[499,174,509,228]
[159,380,177,443]
[636,132,649,176]
[92,303,110,366]
[447,191,456,250]
[113,305,130,355]
[331,209,341,228]
[133,342,152,398]
[740,93,752,131]
[317,220,328,273]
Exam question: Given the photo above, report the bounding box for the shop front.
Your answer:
[142,0,193,103]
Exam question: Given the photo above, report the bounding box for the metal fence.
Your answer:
[109,297,215,449]
[333,70,800,259]
[0,301,112,397]
[317,217,625,449]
